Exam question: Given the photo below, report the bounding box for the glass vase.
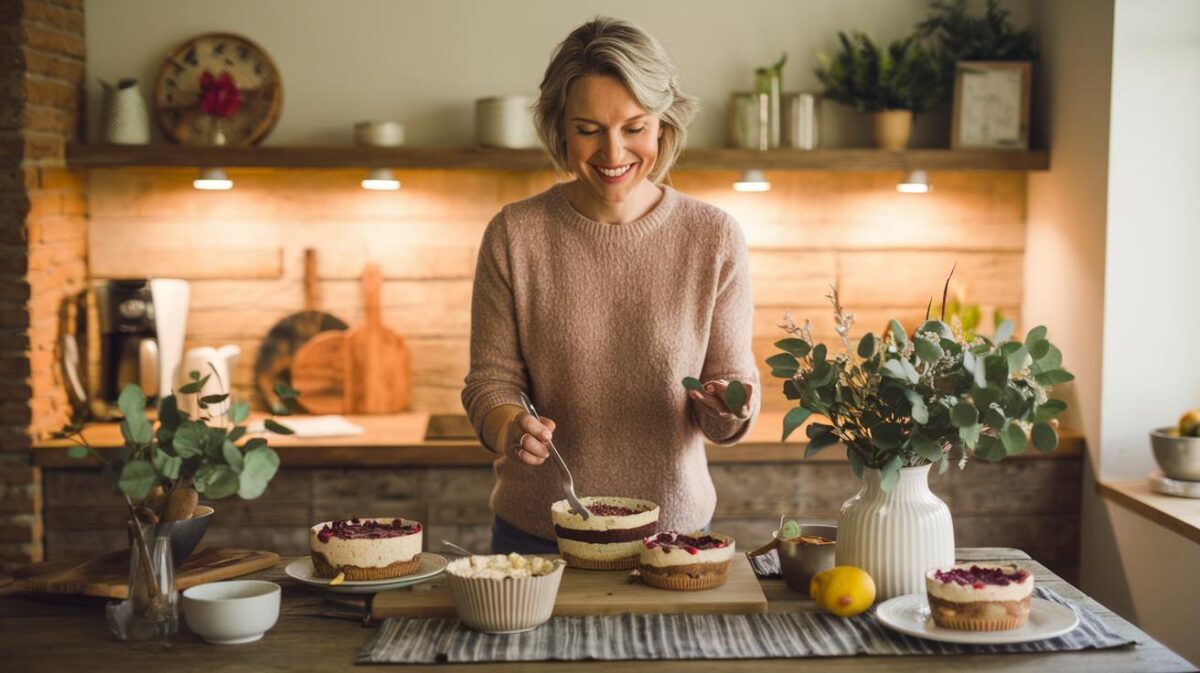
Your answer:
[835,464,955,600]
[753,70,781,149]
[106,522,178,645]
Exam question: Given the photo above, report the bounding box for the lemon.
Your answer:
[1178,409,1200,437]
[809,565,876,617]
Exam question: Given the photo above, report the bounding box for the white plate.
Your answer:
[876,594,1080,645]
[284,553,448,594]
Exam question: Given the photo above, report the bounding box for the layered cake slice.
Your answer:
[925,563,1034,631]
[551,496,659,569]
[308,517,423,581]
[638,531,736,591]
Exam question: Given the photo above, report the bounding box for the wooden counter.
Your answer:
[0,547,1191,672]
[33,410,1085,468]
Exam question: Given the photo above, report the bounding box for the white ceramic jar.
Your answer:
[475,96,538,149]
[835,463,955,600]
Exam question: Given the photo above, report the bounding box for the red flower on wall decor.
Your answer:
[198,70,242,118]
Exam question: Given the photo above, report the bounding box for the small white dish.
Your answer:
[875,594,1080,644]
[182,580,280,645]
[284,552,447,594]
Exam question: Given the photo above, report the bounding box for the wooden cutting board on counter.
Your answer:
[291,263,411,414]
[370,553,766,621]
[10,547,280,599]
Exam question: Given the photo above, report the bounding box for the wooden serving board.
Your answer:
[370,553,766,621]
[11,547,280,599]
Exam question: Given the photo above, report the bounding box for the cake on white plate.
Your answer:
[925,563,1034,631]
[638,531,736,591]
[551,496,659,570]
[308,517,423,581]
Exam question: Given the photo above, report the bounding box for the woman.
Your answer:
[462,17,759,554]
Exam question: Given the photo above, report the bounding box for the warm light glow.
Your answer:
[733,169,771,192]
[193,167,232,190]
[362,167,401,191]
[897,169,931,194]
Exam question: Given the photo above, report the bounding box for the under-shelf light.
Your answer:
[733,168,771,192]
[897,169,931,194]
[193,167,232,190]
[362,167,401,191]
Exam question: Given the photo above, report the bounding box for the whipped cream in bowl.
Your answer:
[445,553,567,634]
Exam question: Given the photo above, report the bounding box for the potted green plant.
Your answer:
[917,0,1038,147]
[814,31,939,150]
[917,0,1037,101]
[766,277,1071,598]
[56,375,295,642]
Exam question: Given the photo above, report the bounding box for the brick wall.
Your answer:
[0,0,86,570]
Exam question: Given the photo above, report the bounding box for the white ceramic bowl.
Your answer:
[353,120,405,147]
[182,580,281,644]
[446,556,566,634]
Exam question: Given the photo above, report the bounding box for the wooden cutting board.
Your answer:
[253,248,347,413]
[291,263,410,414]
[290,330,347,414]
[370,553,766,621]
[344,263,410,413]
[10,547,280,599]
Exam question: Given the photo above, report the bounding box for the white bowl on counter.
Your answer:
[182,580,281,644]
[446,555,566,634]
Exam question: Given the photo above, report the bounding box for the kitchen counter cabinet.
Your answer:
[0,547,1192,672]
[32,411,1085,468]
[34,412,1088,574]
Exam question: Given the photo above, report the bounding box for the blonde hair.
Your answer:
[534,17,699,184]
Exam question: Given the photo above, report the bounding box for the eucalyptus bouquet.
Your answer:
[769,286,1072,491]
[58,374,295,521]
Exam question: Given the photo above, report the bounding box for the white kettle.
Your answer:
[175,345,241,421]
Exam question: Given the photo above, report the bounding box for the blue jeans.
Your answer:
[491,516,559,554]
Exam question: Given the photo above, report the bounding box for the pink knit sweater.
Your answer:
[461,182,760,540]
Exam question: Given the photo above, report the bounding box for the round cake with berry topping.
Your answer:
[638,531,735,591]
[925,563,1034,631]
[550,496,659,570]
[308,517,423,581]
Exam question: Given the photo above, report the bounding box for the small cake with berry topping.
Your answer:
[308,517,423,581]
[551,496,659,570]
[638,531,736,591]
[925,563,1034,631]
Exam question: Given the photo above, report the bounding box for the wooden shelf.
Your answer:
[66,144,1049,172]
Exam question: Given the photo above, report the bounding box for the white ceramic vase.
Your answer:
[835,463,954,600]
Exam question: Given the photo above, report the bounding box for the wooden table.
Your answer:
[1,548,1193,672]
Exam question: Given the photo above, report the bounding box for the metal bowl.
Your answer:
[774,523,838,592]
[130,505,214,566]
[1150,429,1200,481]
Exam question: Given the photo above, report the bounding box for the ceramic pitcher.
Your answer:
[100,78,150,145]
[175,345,241,421]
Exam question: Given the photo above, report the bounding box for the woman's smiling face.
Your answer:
[563,74,662,206]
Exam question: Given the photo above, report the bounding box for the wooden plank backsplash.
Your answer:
[86,168,1025,413]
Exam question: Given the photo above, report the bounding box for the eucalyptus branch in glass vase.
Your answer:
[55,376,296,643]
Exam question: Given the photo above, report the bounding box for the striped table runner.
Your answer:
[356,587,1133,664]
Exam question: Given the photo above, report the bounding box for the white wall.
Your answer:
[1029,0,1200,666]
[85,0,1029,149]
[1101,0,1200,478]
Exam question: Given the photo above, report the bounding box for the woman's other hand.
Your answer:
[687,379,754,421]
[507,412,557,465]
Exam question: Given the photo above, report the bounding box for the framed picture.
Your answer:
[951,61,1031,150]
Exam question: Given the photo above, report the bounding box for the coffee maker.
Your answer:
[95,278,189,412]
